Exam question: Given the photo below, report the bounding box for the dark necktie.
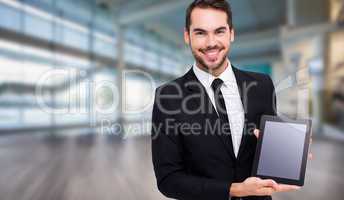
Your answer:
[212,78,236,160]
[211,78,230,125]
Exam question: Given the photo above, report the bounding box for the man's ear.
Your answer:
[184,28,190,45]
[230,28,235,42]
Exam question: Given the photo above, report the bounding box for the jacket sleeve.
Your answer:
[151,87,231,200]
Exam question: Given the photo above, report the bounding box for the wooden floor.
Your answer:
[0,132,343,200]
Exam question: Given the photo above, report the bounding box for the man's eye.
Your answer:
[216,30,226,34]
[195,32,204,35]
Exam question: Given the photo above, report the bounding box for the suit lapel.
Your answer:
[183,68,236,160]
[232,66,250,159]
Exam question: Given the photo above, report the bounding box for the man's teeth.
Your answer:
[206,50,219,55]
[204,49,219,54]
[204,49,220,60]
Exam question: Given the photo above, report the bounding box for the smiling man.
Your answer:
[151,1,299,200]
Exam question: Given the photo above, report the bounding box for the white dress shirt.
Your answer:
[193,60,245,158]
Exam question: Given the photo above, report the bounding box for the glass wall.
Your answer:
[0,0,187,135]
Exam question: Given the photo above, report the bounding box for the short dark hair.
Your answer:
[185,0,233,33]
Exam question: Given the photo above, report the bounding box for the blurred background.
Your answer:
[0,0,343,199]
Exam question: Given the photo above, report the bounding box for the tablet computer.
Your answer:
[252,115,312,186]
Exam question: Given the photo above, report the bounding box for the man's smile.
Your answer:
[200,47,224,62]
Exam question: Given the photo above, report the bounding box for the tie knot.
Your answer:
[211,78,224,92]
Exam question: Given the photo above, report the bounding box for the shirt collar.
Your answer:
[192,59,236,89]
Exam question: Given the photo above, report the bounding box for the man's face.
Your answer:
[184,7,234,72]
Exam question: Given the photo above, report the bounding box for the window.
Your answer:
[0,3,21,31]
[24,13,53,41]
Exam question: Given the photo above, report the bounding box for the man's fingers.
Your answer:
[257,187,275,196]
[308,137,313,160]
[276,184,301,192]
[254,129,260,138]
[308,153,313,160]
[258,179,278,190]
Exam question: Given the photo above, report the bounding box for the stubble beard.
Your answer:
[191,47,228,74]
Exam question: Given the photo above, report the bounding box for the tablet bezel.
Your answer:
[251,115,312,186]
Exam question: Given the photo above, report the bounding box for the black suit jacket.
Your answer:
[151,66,276,200]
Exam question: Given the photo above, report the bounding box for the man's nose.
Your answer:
[206,34,217,47]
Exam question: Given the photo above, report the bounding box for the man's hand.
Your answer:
[230,177,279,197]
[253,129,313,160]
[230,177,301,197]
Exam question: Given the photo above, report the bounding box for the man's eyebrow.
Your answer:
[193,28,206,32]
[192,27,227,32]
[215,26,227,31]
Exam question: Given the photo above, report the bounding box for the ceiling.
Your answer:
[99,0,287,65]
[155,0,286,34]
[103,0,286,34]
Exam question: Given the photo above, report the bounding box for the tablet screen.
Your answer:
[257,121,307,180]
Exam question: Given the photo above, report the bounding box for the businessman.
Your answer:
[151,1,302,199]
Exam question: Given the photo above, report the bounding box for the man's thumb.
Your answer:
[254,129,260,138]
